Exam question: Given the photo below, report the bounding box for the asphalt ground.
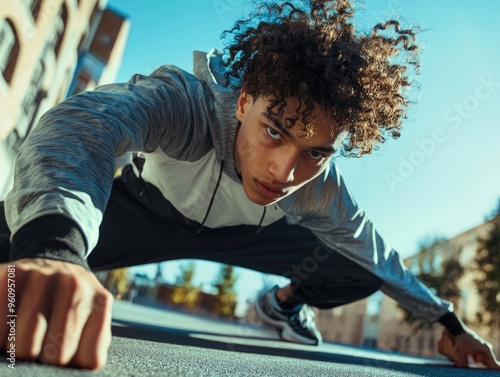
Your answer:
[0,300,496,376]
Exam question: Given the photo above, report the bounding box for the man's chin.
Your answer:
[245,189,287,206]
[242,186,275,206]
[247,194,275,206]
[241,177,289,206]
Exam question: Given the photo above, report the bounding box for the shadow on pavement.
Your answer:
[0,321,491,376]
[111,320,460,375]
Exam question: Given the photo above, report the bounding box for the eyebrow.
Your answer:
[262,112,295,141]
[261,112,336,154]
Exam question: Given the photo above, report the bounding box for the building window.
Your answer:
[395,334,410,352]
[428,333,435,352]
[417,336,424,353]
[97,33,112,46]
[21,0,42,20]
[89,3,100,26]
[363,338,378,348]
[17,61,45,139]
[0,19,19,84]
[77,32,88,54]
[22,61,44,114]
[72,70,92,95]
[50,3,68,57]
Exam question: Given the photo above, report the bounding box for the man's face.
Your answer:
[234,90,340,206]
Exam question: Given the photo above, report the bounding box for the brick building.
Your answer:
[0,0,130,199]
[374,220,499,358]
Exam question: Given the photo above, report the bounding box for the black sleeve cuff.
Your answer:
[438,311,466,336]
[10,215,90,270]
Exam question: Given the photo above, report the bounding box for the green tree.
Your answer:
[213,265,238,317]
[170,262,200,308]
[488,197,500,219]
[400,236,464,331]
[474,216,500,329]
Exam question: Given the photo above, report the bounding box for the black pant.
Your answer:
[0,166,381,309]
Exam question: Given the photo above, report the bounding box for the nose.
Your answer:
[269,150,298,184]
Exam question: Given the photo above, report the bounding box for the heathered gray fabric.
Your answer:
[5,49,451,322]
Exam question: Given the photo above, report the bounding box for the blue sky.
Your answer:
[106,0,500,313]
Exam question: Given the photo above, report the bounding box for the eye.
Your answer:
[266,127,282,140]
[307,150,326,161]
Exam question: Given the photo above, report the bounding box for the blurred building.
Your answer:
[373,220,499,358]
[315,299,368,345]
[0,0,130,199]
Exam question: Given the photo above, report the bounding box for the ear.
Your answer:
[235,88,253,122]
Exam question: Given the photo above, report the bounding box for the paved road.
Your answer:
[0,300,494,376]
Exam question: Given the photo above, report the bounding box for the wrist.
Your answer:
[438,311,466,337]
[10,215,89,270]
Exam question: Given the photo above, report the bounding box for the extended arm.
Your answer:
[1,65,213,368]
[281,163,499,369]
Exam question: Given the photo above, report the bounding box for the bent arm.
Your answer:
[280,163,453,323]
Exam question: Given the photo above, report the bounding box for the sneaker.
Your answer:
[255,285,322,345]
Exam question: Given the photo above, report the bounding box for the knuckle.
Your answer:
[97,289,114,306]
[73,352,107,370]
[40,342,63,364]
[16,345,39,360]
[40,332,77,366]
[52,274,78,295]
[89,355,107,370]
[91,293,111,315]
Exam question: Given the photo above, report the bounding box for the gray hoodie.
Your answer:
[5,49,452,322]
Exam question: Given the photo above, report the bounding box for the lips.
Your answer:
[255,180,286,199]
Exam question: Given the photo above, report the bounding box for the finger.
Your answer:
[39,275,93,366]
[439,331,470,367]
[15,272,51,360]
[453,355,469,368]
[476,348,500,370]
[70,290,113,370]
[0,266,9,351]
[437,335,445,354]
[444,333,468,368]
[473,354,483,364]
[439,331,454,354]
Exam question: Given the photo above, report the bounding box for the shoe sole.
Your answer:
[254,300,320,346]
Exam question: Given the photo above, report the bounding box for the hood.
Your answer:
[193,49,241,183]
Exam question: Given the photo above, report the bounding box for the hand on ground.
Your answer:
[438,328,500,370]
[0,258,113,369]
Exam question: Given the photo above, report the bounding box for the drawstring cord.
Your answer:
[196,159,268,235]
[197,160,225,234]
[255,206,267,234]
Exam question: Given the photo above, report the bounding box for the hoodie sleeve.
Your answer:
[278,163,453,323]
[5,65,213,266]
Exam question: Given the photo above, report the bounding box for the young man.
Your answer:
[0,0,498,370]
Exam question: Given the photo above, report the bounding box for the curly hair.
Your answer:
[222,0,420,157]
